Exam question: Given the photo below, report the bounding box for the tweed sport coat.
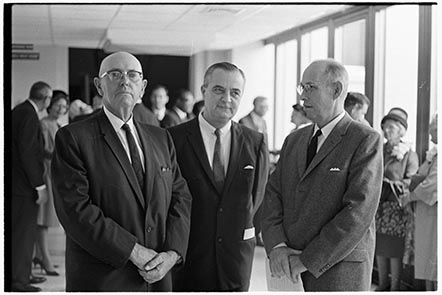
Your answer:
[262,113,383,291]
[52,110,192,291]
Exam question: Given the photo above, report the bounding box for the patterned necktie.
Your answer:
[122,124,144,189]
[213,128,225,194]
[306,129,322,168]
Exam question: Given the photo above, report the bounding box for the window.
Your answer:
[300,26,328,74]
[335,19,366,93]
[374,5,419,148]
[274,40,297,150]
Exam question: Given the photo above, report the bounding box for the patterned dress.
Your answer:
[375,142,418,258]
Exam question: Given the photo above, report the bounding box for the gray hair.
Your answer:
[202,62,246,88]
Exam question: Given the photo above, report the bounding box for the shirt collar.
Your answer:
[314,111,345,139]
[173,106,188,120]
[198,112,232,135]
[103,105,135,132]
[27,99,39,113]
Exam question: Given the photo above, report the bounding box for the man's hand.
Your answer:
[129,243,158,270]
[137,251,180,284]
[36,188,48,205]
[288,254,307,283]
[269,246,302,283]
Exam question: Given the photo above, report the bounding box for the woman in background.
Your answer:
[34,90,69,276]
[290,103,311,132]
[375,108,419,291]
[401,113,437,291]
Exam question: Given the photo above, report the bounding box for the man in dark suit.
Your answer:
[161,88,195,128]
[169,62,269,291]
[133,99,160,126]
[52,51,192,291]
[10,81,52,291]
[262,59,383,291]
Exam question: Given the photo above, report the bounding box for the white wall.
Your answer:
[12,45,69,109]
[231,41,275,147]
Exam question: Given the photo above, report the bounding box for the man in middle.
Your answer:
[169,62,269,291]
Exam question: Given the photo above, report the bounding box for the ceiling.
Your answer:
[11,4,350,56]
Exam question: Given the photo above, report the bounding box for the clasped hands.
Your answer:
[129,243,180,284]
[269,246,307,284]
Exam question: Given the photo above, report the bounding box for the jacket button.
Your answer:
[217,237,222,243]
[219,208,223,212]
[146,226,152,233]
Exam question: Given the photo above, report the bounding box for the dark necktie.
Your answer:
[122,124,144,189]
[213,129,225,194]
[306,129,322,168]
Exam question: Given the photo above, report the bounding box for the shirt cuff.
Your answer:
[35,184,46,191]
[273,242,288,249]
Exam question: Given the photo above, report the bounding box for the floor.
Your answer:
[34,226,375,292]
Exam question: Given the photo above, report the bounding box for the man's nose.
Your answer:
[222,92,232,102]
[120,73,130,85]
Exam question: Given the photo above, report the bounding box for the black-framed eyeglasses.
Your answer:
[100,70,143,82]
[296,83,319,95]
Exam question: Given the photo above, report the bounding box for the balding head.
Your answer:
[98,51,143,77]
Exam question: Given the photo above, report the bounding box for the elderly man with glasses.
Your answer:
[51,51,192,291]
[262,59,383,291]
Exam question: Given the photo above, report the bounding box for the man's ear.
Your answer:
[200,85,206,96]
[140,79,148,98]
[333,81,343,100]
[94,77,103,97]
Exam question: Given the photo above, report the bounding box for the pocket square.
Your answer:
[329,167,341,172]
[243,165,254,170]
[161,166,171,172]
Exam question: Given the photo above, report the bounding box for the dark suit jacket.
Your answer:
[169,118,269,291]
[12,100,45,198]
[133,103,160,127]
[262,114,383,291]
[52,110,192,291]
[161,108,194,128]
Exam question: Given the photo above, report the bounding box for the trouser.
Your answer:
[11,195,39,286]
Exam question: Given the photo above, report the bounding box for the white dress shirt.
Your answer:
[103,106,145,171]
[173,106,188,121]
[312,111,346,152]
[198,112,231,175]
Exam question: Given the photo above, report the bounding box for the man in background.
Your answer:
[169,62,269,291]
[133,97,160,126]
[149,84,169,122]
[10,81,52,291]
[344,91,371,126]
[162,88,195,128]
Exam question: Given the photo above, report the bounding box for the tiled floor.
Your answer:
[34,226,376,292]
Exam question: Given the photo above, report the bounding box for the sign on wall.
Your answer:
[12,43,39,60]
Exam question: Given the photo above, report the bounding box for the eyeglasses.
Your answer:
[296,83,319,95]
[100,70,143,82]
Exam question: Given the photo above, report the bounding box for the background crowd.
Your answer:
[8,53,437,292]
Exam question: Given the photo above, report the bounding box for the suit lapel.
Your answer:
[134,121,154,207]
[98,112,145,209]
[223,122,244,195]
[186,119,219,192]
[297,125,315,178]
[302,114,352,179]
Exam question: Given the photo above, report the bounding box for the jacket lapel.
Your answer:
[134,120,154,208]
[98,112,145,209]
[186,119,219,192]
[302,114,352,180]
[223,122,244,195]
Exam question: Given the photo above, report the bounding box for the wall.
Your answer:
[12,45,69,109]
[230,41,275,148]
